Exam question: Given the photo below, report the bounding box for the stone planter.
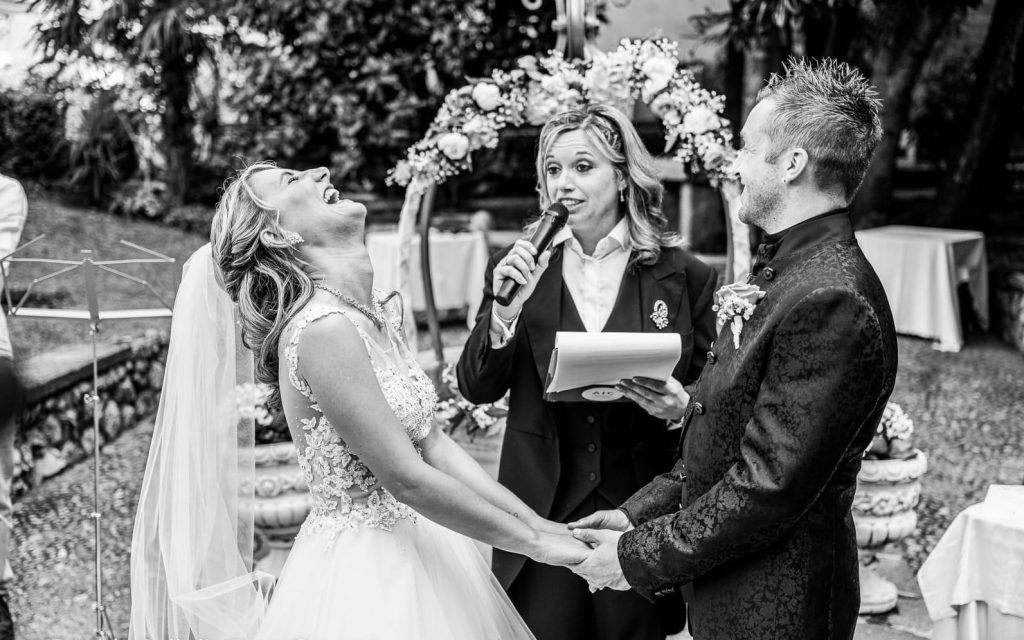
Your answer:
[852,449,928,614]
[253,441,312,577]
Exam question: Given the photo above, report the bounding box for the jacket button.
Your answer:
[693,402,705,415]
[586,415,596,425]
[706,351,717,364]
[588,472,598,482]
[763,267,776,281]
[587,442,597,453]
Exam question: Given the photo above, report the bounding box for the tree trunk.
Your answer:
[852,5,957,228]
[934,0,1024,227]
[159,58,196,207]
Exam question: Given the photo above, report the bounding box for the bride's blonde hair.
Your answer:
[210,161,315,409]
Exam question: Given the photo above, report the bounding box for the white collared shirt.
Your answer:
[490,217,631,347]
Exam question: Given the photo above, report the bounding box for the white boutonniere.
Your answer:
[712,279,766,348]
[650,299,669,329]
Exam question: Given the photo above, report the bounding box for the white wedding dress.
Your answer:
[254,302,535,640]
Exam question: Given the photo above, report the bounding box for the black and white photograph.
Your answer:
[0,0,1022,638]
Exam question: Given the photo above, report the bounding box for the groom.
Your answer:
[569,58,898,639]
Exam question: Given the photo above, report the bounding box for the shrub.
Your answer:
[163,203,213,233]
[66,92,137,204]
[109,179,168,220]
[0,89,67,180]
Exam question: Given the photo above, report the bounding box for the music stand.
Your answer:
[2,235,175,640]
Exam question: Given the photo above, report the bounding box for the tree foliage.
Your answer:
[693,0,990,227]
[215,0,554,191]
[32,0,217,205]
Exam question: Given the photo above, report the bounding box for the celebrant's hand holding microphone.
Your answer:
[491,202,569,322]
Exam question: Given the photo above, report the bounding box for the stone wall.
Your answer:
[12,330,168,497]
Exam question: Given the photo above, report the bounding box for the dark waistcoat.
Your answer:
[548,276,650,519]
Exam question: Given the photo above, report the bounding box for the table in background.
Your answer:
[917,490,1024,640]
[855,226,988,352]
[366,230,489,328]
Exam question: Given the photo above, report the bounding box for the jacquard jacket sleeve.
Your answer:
[617,287,888,597]
[456,247,517,405]
[619,459,687,526]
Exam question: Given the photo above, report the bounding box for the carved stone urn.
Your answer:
[252,441,313,577]
[852,448,928,614]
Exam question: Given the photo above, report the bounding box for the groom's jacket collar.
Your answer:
[753,207,852,272]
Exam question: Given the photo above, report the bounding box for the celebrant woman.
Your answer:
[457,104,718,640]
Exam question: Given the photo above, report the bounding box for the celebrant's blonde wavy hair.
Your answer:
[535,104,681,268]
[210,161,315,409]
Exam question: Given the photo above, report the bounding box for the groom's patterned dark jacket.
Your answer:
[617,211,898,640]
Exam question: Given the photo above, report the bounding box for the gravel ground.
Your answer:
[6,332,1024,639]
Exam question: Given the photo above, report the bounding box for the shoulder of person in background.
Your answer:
[0,173,29,254]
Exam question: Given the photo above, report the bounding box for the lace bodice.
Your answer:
[284,297,437,539]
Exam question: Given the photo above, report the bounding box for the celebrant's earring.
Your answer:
[619,188,626,203]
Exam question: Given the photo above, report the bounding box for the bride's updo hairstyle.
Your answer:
[210,161,315,408]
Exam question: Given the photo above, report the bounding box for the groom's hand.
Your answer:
[567,509,633,533]
[569,528,630,591]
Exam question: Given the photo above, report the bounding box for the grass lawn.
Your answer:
[5,187,208,360]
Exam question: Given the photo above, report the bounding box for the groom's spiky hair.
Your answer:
[756,57,883,199]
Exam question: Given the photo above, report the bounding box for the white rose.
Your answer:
[682,106,722,135]
[390,160,413,185]
[463,115,499,149]
[517,55,539,74]
[701,141,730,170]
[436,132,471,160]
[525,94,563,126]
[641,56,676,96]
[471,82,501,112]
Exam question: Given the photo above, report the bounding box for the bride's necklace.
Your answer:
[314,283,385,331]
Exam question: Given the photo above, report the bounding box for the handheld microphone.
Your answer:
[495,202,570,307]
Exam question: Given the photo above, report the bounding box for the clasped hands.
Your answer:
[531,509,634,592]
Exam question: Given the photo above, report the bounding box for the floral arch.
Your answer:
[388,38,750,353]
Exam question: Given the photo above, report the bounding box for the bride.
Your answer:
[128,162,588,639]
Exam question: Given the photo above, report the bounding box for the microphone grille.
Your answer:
[547,202,570,223]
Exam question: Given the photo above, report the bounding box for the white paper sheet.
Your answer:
[544,331,682,394]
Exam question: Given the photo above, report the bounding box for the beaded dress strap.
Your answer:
[285,305,384,402]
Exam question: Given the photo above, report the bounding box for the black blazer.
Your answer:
[618,212,899,640]
[457,242,717,589]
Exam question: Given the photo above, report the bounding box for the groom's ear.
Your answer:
[781,147,809,184]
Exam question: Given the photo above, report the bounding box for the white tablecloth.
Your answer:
[855,226,988,352]
[918,500,1024,640]
[366,230,489,326]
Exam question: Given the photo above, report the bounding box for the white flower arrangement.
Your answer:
[712,281,766,348]
[434,363,508,439]
[387,38,737,193]
[865,402,916,459]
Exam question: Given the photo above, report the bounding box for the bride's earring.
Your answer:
[283,231,305,247]
[619,188,626,203]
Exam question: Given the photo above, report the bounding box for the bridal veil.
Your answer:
[129,243,272,639]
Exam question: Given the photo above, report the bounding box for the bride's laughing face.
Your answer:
[248,166,366,243]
